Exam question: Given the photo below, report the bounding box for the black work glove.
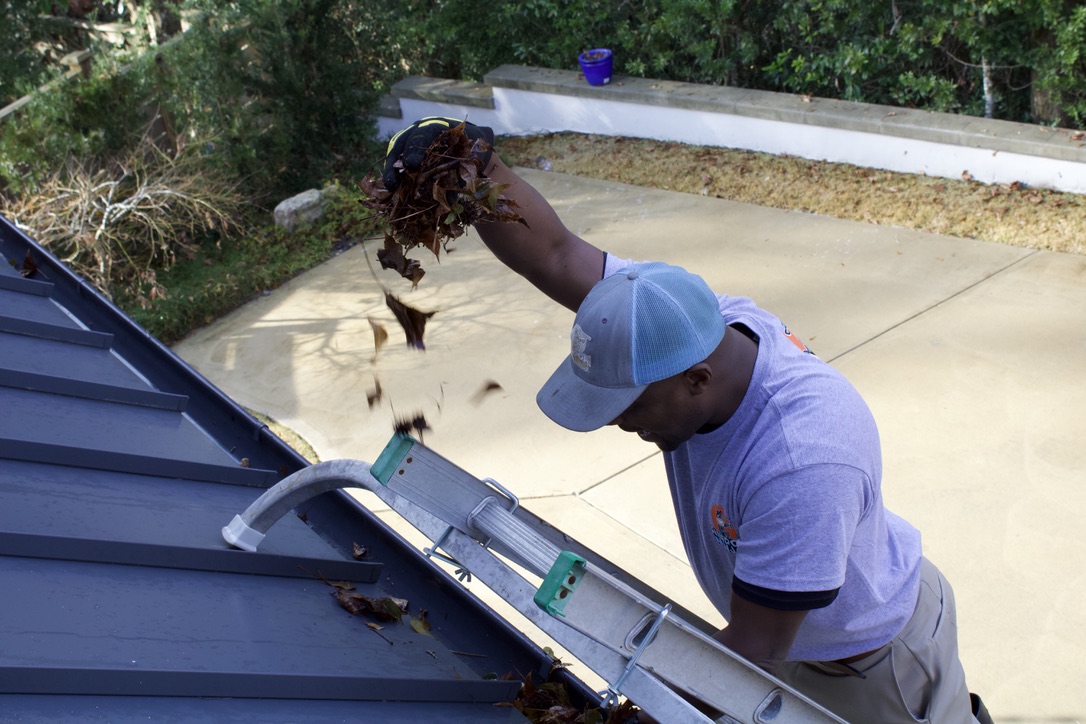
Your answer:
[382,116,495,191]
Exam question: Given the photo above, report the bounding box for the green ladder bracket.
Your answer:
[534,550,587,617]
[370,432,417,485]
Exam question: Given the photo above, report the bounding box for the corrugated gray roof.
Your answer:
[0,215,589,721]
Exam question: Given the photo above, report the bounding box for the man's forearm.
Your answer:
[476,158,605,312]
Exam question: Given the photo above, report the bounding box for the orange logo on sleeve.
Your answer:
[782,324,815,355]
[710,504,739,552]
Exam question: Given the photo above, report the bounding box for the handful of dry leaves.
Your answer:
[359,122,527,288]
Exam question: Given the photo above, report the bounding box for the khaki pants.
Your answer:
[777,558,977,723]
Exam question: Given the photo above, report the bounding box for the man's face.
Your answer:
[607,373,704,452]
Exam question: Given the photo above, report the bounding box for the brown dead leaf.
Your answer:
[366,377,383,409]
[358,123,527,286]
[394,412,431,440]
[961,170,974,182]
[376,234,425,288]
[385,292,435,350]
[20,251,38,278]
[368,316,389,355]
[334,589,408,621]
[352,542,369,559]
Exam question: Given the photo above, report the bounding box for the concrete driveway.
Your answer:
[175,168,1086,722]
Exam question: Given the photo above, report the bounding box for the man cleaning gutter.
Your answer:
[380,117,992,724]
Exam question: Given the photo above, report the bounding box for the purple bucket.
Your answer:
[578,48,613,86]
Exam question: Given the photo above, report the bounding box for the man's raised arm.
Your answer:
[476,157,604,312]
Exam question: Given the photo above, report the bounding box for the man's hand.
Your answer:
[382,117,495,191]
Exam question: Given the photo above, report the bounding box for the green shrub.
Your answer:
[408,0,1085,130]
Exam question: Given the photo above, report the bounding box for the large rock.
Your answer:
[274,188,327,231]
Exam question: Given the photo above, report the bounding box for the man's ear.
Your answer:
[683,363,713,395]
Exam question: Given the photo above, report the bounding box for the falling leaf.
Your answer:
[469,380,504,406]
[376,234,426,288]
[385,292,435,350]
[394,412,431,440]
[366,377,383,409]
[352,542,368,559]
[368,317,389,355]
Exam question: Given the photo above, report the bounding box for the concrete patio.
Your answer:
[174,168,1086,722]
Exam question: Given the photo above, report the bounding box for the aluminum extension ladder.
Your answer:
[226,433,846,724]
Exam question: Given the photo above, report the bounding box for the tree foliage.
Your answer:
[394,0,1086,129]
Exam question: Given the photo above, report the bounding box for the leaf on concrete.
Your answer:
[385,292,435,350]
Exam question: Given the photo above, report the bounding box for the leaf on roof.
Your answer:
[20,251,38,278]
[409,609,433,637]
[503,671,642,723]
[333,589,409,621]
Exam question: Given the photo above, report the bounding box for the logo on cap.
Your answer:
[570,324,592,371]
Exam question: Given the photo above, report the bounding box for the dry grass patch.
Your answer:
[497,133,1085,256]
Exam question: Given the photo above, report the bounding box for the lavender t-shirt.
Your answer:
[605,255,921,662]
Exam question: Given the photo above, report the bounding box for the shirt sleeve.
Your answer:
[732,463,869,599]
